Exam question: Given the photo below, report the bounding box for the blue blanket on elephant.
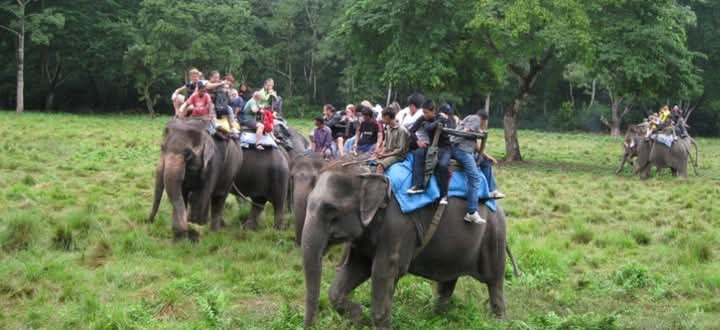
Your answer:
[385,154,496,214]
[653,133,675,148]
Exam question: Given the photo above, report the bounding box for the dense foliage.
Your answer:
[1,0,718,138]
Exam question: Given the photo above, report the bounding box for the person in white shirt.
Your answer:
[396,93,425,130]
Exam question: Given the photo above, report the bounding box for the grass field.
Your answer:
[0,112,718,329]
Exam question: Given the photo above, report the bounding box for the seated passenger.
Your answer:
[341,105,359,154]
[323,104,344,157]
[375,107,410,174]
[450,113,487,224]
[241,91,267,150]
[258,78,278,110]
[311,116,333,159]
[475,110,505,200]
[172,68,203,116]
[207,71,239,135]
[407,100,454,205]
[353,107,383,155]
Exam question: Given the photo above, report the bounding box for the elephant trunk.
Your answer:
[148,156,165,223]
[163,155,188,235]
[293,184,310,246]
[302,214,327,327]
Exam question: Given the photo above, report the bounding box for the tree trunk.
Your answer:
[45,91,55,111]
[503,97,524,162]
[484,94,491,115]
[569,82,575,107]
[604,97,625,138]
[143,82,155,116]
[16,6,25,113]
[586,79,597,111]
[386,81,392,106]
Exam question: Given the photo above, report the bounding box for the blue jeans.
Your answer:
[357,143,375,154]
[478,157,497,193]
[411,147,451,197]
[452,148,481,214]
[344,137,356,153]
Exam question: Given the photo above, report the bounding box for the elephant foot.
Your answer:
[243,221,259,231]
[188,228,200,242]
[433,299,451,314]
[172,230,188,242]
[343,302,364,324]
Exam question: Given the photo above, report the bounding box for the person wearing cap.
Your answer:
[241,91,267,150]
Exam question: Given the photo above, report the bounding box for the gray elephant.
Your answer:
[635,134,696,180]
[233,146,290,230]
[302,162,507,329]
[616,124,645,175]
[148,119,243,240]
[289,153,326,245]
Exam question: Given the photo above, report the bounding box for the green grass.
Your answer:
[0,111,718,329]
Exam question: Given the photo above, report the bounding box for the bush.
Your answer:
[1,213,38,252]
[613,263,652,290]
[513,311,619,330]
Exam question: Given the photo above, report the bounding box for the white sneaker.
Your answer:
[407,186,425,194]
[464,212,486,224]
[490,191,506,199]
[439,197,448,205]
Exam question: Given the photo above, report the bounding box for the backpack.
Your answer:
[263,109,274,133]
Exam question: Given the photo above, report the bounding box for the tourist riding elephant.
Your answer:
[233,146,290,230]
[148,119,243,240]
[302,162,507,329]
[289,153,326,245]
[634,134,697,180]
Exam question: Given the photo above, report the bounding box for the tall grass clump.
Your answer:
[1,212,39,252]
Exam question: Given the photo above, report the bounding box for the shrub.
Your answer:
[613,263,652,290]
[1,213,38,252]
[52,225,74,251]
[513,311,619,330]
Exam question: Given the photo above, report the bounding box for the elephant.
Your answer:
[634,133,697,180]
[233,146,290,230]
[148,119,243,240]
[289,153,326,245]
[616,124,646,175]
[302,161,507,329]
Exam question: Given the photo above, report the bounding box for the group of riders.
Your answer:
[642,104,689,140]
[309,95,507,224]
[170,68,506,225]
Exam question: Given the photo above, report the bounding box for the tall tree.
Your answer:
[123,0,253,115]
[591,0,702,137]
[0,0,63,112]
[470,0,592,161]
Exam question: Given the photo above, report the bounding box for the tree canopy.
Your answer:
[1,0,718,149]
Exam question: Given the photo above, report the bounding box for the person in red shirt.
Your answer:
[180,81,214,119]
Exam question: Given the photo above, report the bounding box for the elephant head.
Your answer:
[301,165,389,326]
[290,154,326,245]
[148,119,217,239]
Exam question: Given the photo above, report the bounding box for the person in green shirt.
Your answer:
[258,78,278,109]
[375,107,410,174]
[241,91,266,150]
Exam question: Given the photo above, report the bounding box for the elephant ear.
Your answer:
[358,174,390,227]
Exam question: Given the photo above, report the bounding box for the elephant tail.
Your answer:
[506,243,521,277]
[148,157,165,223]
[689,138,699,176]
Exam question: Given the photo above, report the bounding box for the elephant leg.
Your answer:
[370,253,401,329]
[434,279,458,313]
[243,199,266,231]
[329,252,371,324]
[616,154,628,175]
[486,279,506,319]
[209,195,227,231]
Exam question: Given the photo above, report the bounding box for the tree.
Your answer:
[123,0,254,115]
[470,0,592,161]
[0,0,63,112]
[590,0,703,137]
